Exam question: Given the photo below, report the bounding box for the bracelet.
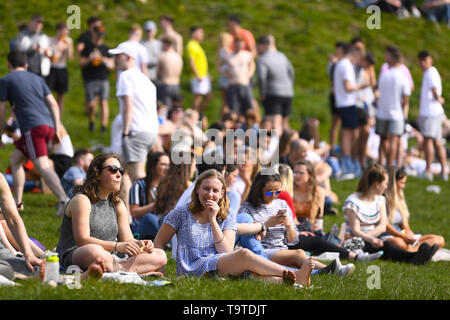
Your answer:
[214,235,225,245]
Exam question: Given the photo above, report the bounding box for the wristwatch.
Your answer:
[122,132,129,138]
[260,223,267,233]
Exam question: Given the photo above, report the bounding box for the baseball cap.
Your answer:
[143,20,157,31]
[108,42,137,59]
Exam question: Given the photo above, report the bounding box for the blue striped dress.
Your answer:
[163,203,237,276]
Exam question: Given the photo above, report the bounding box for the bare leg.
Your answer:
[217,248,295,284]
[71,244,121,273]
[330,114,341,151]
[120,248,167,275]
[33,156,67,202]
[423,138,434,174]
[358,124,370,167]
[271,249,326,270]
[100,99,109,129]
[434,139,448,175]
[87,98,98,126]
[81,257,106,280]
[272,114,283,138]
[10,149,27,205]
[57,93,64,116]
[418,234,445,250]
[387,135,400,167]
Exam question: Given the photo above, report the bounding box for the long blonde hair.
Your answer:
[385,167,410,224]
[189,169,230,221]
[274,163,294,198]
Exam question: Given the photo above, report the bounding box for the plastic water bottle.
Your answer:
[44,253,60,285]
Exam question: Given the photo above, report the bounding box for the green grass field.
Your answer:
[0,0,449,300]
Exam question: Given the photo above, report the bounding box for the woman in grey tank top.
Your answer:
[56,154,167,275]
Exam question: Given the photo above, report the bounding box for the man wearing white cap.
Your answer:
[109,42,159,209]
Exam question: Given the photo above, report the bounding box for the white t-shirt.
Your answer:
[419,66,444,117]
[377,67,411,121]
[343,192,385,233]
[116,67,159,134]
[333,58,356,108]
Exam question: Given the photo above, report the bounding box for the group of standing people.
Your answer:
[328,37,448,182]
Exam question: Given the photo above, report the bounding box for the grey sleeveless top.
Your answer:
[56,197,118,267]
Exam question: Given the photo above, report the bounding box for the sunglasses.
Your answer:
[103,165,125,175]
[264,190,281,197]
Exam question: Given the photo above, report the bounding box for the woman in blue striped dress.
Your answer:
[154,169,314,286]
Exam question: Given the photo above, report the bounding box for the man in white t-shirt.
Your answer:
[376,45,411,168]
[109,42,159,209]
[333,46,368,176]
[417,50,448,181]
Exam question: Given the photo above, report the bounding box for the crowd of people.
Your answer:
[0,11,448,288]
[354,0,450,27]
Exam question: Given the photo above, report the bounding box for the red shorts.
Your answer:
[15,125,55,160]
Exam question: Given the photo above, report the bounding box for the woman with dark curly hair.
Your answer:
[56,154,167,275]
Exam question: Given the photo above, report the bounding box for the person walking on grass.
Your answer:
[0,51,69,216]
[376,45,411,169]
[417,50,448,182]
[108,42,159,213]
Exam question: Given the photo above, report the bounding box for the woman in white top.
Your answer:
[343,163,437,265]
[383,167,444,251]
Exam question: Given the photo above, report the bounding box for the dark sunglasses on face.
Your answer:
[103,165,125,175]
[265,190,281,197]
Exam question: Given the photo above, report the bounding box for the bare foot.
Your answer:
[139,271,164,277]
[282,270,296,286]
[81,258,106,280]
[295,258,315,287]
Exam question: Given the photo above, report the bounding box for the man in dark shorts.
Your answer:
[45,22,73,114]
[79,26,114,132]
[256,34,294,137]
[333,46,369,177]
[0,51,69,216]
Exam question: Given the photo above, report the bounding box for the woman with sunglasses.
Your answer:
[129,151,170,239]
[56,154,167,275]
[383,167,444,252]
[155,169,314,286]
[343,163,437,265]
[237,170,357,277]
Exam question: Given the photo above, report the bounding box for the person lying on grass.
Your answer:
[56,153,167,276]
[154,169,315,287]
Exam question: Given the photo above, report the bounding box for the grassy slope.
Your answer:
[0,0,449,299]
